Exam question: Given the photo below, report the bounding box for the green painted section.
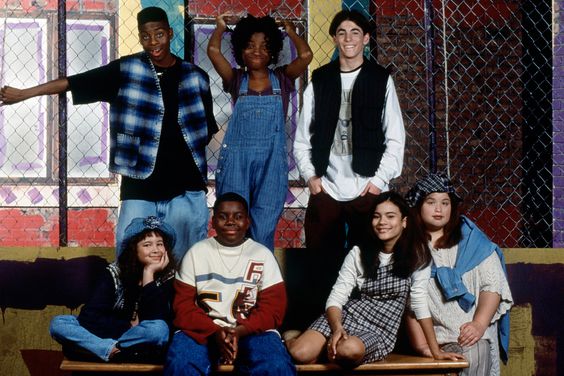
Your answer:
[501,305,536,376]
[0,306,75,376]
[2,247,563,264]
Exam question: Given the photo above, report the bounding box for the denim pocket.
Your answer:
[235,103,278,140]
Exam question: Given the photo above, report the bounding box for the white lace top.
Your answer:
[427,244,513,345]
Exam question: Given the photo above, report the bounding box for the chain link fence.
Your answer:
[0,0,552,248]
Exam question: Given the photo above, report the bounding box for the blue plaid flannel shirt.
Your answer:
[109,52,213,181]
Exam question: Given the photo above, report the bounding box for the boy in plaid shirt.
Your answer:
[0,6,217,265]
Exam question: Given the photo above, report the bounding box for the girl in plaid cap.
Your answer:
[285,192,430,366]
[49,216,176,363]
[405,173,513,375]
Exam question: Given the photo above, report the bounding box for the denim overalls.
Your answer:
[215,70,288,251]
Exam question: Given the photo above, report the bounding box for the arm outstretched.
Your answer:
[1,78,69,105]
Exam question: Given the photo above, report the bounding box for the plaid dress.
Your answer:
[309,263,410,363]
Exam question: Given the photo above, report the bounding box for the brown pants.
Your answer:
[303,191,379,317]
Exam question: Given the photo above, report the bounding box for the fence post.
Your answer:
[57,0,68,246]
[423,0,437,173]
[184,0,194,62]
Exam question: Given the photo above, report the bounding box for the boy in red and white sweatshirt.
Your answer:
[164,192,296,375]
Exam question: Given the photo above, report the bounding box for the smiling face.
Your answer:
[136,231,166,266]
[420,192,452,233]
[138,21,174,67]
[213,201,251,247]
[242,32,271,70]
[372,200,407,250]
[333,20,369,66]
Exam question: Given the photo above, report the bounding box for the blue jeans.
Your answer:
[49,315,169,362]
[164,331,296,376]
[115,190,208,264]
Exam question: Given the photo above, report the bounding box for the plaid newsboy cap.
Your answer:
[405,173,461,207]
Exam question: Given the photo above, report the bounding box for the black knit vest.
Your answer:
[310,59,389,177]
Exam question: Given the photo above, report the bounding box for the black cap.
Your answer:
[137,6,169,28]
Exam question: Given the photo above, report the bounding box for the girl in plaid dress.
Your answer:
[286,192,430,367]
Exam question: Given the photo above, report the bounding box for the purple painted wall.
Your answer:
[554,1,564,246]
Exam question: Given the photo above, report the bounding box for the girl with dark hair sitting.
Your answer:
[49,216,175,362]
[404,173,513,375]
[285,192,430,367]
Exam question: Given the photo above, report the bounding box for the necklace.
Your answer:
[215,239,245,273]
[155,58,176,78]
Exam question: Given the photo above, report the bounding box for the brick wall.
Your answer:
[0,1,553,249]
[376,0,525,246]
[0,208,117,247]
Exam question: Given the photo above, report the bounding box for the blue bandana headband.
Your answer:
[120,216,176,255]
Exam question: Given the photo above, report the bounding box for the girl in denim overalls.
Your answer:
[208,13,312,251]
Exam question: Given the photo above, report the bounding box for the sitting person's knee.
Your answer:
[335,338,364,366]
[287,340,318,364]
[143,320,170,346]
[49,315,73,338]
[49,316,63,336]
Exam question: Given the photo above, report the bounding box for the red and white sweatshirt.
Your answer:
[173,237,286,344]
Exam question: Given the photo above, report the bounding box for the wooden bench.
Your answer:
[60,353,468,375]
[57,249,468,375]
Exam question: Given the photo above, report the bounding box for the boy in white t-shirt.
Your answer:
[293,9,405,320]
[164,192,296,375]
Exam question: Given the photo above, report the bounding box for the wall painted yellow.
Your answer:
[308,0,341,72]
[115,1,342,73]
[0,247,114,262]
[0,306,73,376]
[2,247,563,264]
[501,305,536,376]
[0,296,539,376]
[118,0,142,56]
[0,248,560,375]
[504,248,564,264]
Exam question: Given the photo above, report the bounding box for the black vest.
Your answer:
[310,59,389,177]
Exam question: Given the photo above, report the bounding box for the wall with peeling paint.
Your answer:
[0,247,562,376]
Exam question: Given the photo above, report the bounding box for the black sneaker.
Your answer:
[113,344,165,364]
[62,344,103,362]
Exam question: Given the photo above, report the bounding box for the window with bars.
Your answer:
[0,14,116,183]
